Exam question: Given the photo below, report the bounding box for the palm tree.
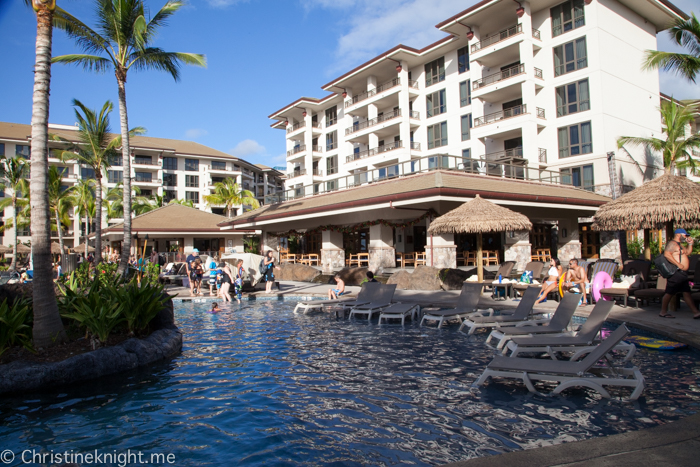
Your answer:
[617,99,700,174]
[73,179,96,258]
[203,179,259,218]
[54,99,145,263]
[169,198,195,208]
[47,166,75,258]
[0,157,30,271]
[25,0,68,347]
[132,195,158,216]
[643,13,700,83]
[52,0,206,274]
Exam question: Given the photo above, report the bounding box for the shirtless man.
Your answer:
[660,229,700,319]
[328,275,345,300]
[563,258,588,305]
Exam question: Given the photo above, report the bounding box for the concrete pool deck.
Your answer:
[169,281,700,467]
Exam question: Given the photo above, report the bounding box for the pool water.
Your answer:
[1,300,700,466]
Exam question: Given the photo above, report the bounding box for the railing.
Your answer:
[311,145,323,153]
[474,104,527,126]
[484,147,524,160]
[326,141,338,151]
[286,145,306,157]
[264,153,581,205]
[532,28,541,40]
[345,109,401,136]
[287,169,307,178]
[326,118,337,127]
[471,24,522,53]
[286,121,306,133]
[408,80,420,89]
[345,140,403,163]
[134,177,161,184]
[534,67,543,79]
[133,159,159,166]
[311,122,322,129]
[62,173,78,179]
[536,107,545,119]
[312,168,323,176]
[473,64,524,89]
[208,164,233,171]
[410,142,421,150]
[409,111,420,119]
[538,148,547,163]
[345,78,401,108]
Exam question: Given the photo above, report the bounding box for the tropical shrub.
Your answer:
[626,239,644,259]
[59,280,123,344]
[112,282,170,335]
[0,298,33,357]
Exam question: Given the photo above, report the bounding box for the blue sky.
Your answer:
[0,0,698,168]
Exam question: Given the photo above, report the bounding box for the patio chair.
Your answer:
[475,323,645,400]
[348,284,398,320]
[502,300,635,363]
[378,303,421,325]
[420,282,486,328]
[459,286,542,335]
[598,260,651,307]
[485,292,580,350]
[512,261,545,296]
[293,281,382,314]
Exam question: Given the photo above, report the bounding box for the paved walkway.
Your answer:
[168,280,700,466]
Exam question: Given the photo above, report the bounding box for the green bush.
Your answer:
[59,280,123,344]
[0,298,34,357]
[112,282,170,335]
[626,239,643,259]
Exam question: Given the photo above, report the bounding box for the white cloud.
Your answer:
[204,0,249,8]
[185,128,208,139]
[230,139,266,157]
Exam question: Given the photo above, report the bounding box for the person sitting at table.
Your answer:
[328,275,345,299]
[535,258,562,304]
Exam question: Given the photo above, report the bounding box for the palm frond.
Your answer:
[51,54,112,73]
[53,6,112,56]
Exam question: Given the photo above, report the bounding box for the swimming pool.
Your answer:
[1,300,699,466]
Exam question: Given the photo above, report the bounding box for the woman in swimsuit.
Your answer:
[220,264,234,302]
[535,258,562,304]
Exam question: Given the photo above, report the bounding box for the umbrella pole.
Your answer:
[643,229,651,261]
[477,232,483,283]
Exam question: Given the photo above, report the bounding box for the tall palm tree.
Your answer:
[105,183,140,221]
[52,0,206,274]
[203,179,259,218]
[644,13,700,83]
[0,157,30,271]
[54,99,145,263]
[25,0,68,347]
[73,179,96,258]
[47,166,75,258]
[618,99,700,174]
[169,198,194,208]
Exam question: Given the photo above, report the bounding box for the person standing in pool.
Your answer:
[208,256,218,296]
[219,263,233,302]
[263,250,281,293]
[233,259,244,304]
[186,248,200,297]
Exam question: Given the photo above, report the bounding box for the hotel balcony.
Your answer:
[132,159,161,170]
[311,122,323,134]
[344,78,419,115]
[287,144,306,161]
[207,164,239,174]
[287,169,307,179]
[472,104,546,138]
[470,24,541,68]
[472,64,530,102]
[132,177,162,187]
[345,109,402,141]
[286,121,306,137]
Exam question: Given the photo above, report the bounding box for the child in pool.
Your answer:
[210,303,219,313]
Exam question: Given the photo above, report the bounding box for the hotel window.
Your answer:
[378,164,399,180]
[326,155,338,175]
[134,155,152,165]
[459,80,471,107]
[561,164,594,191]
[163,173,177,187]
[558,121,592,158]
[0,143,4,157]
[81,167,96,179]
[461,114,473,141]
[427,122,448,149]
[186,191,199,204]
[185,175,199,187]
[16,145,30,159]
[140,189,153,197]
[107,170,123,184]
[134,172,152,182]
[553,37,587,77]
[109,154,123,166]
[556,78,590,116]
[325,106,337,127]
[551,0,585,38]
[426,89,447,117]
[185,158,199,171]
[457,46,469,73]
[162,156,177,170]
[211,161,226,170]
[424,56,445,87]
[428,155,450,169]
[326,130,338,151]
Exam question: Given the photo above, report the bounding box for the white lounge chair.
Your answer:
[293,282,382,314]
[348,284,398,320]
[459,286,542,335]
[420,282,486,328]
[475,324,645,400]
[485,292,580,350]
[378,303,421,325]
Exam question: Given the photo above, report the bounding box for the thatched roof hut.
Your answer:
[593,173,700,231]
[428,195,532,281]
[73,243,95,253]
[14,244,31,254]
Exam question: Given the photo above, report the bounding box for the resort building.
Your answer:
[0,121,284,253]
[221,0,690,272]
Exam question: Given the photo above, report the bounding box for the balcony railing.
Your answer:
[208,164,233,171]
[538,148,547,163]
[287,169,307,178]
[326,141,338,151]
[312,168,323,176]
[133,159,159,166]
[286,145,306,157]
[409,111,420,119]
[286,121,306,133]
[311,145,323,153]
[534,67,543,79]
[345,78,401,108]
[312,122,322,129]
[471,24,522,53]
[536,107,545,119]
[484,147,524,160]
[532,28,541,40]
[408,79,420,89]
[133,177,162,184]
[473,64,525,90]
[410,142,421,150]
[326,117,337,127]
[474,104,527,127]
[345,109,402,136]
[345,140,403,163]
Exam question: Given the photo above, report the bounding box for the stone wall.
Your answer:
[600,231,622,264]
[557,240,582,263]
[504,243,531,272]
[321,248,345,274]
[369,247,396,272]
[424,245,457,269]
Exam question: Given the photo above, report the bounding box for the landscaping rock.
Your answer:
[276,263,320,282]
[387,266,442,290]
[336,267,371,286]
[438,268,472,290]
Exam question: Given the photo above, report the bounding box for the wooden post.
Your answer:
[643,229,651,260]
[476,231,484,282]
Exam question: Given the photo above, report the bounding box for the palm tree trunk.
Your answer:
[9,198,17,271]
[56,209,65,259]
[116,76,132,275]
[30,5,66,347]
[95,176,103,264]
[84,212,89,258]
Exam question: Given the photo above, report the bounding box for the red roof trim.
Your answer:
[268,94,338,120]
[435,0,498,28]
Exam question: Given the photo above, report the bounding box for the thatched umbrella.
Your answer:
[50,242,63,255]
[593,173,700,258]
[73,243,95,253]
[0,245,12,254]
[14,243,31,254]
[428,195,532,281]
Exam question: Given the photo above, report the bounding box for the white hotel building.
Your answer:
[220,0,691,272]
